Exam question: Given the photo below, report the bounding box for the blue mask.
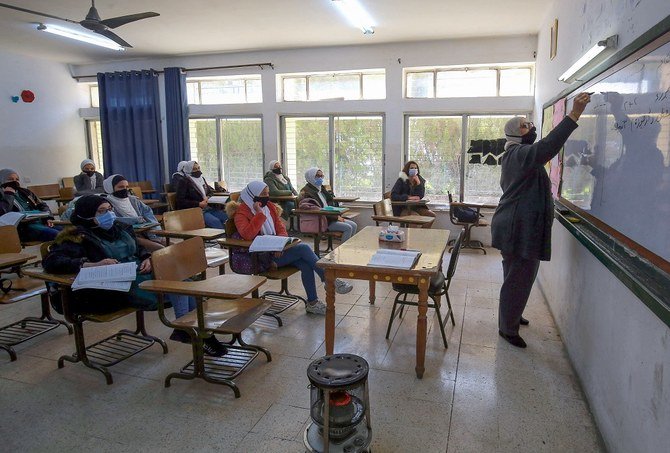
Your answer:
[95,211,116,230]
[408,169,418,177]
[314,177,324,187]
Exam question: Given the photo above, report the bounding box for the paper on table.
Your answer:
[368,249,421,269]
[72,280,133,292]
[249,235,297,252]
[0,212,26,227]
[207,196,229,205]
[72,262,137,292]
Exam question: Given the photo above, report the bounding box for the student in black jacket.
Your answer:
[175,161,227,228]
[73,159,104,194]
[390,161,436,228]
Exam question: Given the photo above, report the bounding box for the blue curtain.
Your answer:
[164,67,190,175]
[97,70,164,190]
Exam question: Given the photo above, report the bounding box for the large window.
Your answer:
[278,70,385,102]
[187,75,262,105]
[282,115,384,200]
[405,65,534,98]
[188,117,264,191]
[406,114,518,204]
[86,120,104,174]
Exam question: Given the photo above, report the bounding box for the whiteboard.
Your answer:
[561,36,670,265]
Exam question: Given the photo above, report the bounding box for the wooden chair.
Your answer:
[385,229,465,349]
[229,191,240,202]
[26,183,60,200]
[214,181,227,192]
[61,177,75,188]
[21,243,167,384]
[137,180,156,197]
[0,227,72,361]
[372,199,434,228]
[166,192,177,211]
[448,193,488,254]
[141,236,271,396]
[222,219,305,326]
[56,187,75,207]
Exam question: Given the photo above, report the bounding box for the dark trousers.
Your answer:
[499,253,540,336]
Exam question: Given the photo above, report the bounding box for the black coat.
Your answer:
[390,173,426,216]
[73,171,104,194]
[175,177,214,210]
[490,116,578,261]
[298,183,338,208]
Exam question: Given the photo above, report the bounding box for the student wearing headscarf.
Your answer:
[227,181,353,315]
[102,174,165,252]
[170,160,188,192]
[263,160,297,220]
[175,161,227,228]
[42,195,228,356]
[73,159,104,194]
[491,92,591,349]
[390,161,436,228]
[298,167,358,242]
[0,168,58,242]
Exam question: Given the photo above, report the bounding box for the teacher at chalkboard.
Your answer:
[491,92,591,348]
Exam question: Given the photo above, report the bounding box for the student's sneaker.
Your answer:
[202,336,229,357]
[335,278,353,294]
[305,299,327,315]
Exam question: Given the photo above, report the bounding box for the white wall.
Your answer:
[534,2,670,452]
[0,50,89,185]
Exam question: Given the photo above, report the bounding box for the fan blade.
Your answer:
[0,2,79,24]
[100,12,159,29]
[95,28,132,48]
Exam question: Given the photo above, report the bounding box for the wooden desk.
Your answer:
[333,196,360,203]
[451,201,497,210]
[371,214,434,227]
[154,227,226,244]
[140,274,266,299]
[317,226,450,379]
[391,199,430,205]
[0,253,35,270]
[269,195,297,202]
[212,192,231,197]
[132,222,160,234]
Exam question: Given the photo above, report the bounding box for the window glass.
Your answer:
[186,81,200,104]
[90,85,99,108]
[188,118,218,183]
[309,74,360,100]
[87,120,104,174]
[200,79,246,104]
[406,72,434,98]
[283,77,307,101]
[283,117,330,189]
[362,73,386,99]
[499,68,533,96]
[436,70,497,97]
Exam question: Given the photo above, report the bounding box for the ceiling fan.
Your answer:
[0,1,159,48]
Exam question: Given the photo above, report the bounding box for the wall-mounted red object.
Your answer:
[20,90,35,103]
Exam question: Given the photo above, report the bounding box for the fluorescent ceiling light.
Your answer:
[331,0,375,35]
[558,35,617,82]
[37,23,125,51]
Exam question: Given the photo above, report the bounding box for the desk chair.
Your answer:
[0,227,72,361]
[166,192,177,211]
[143,236,271,396]
[448,193,488,254]
[223,219,305,326]
[385,229,464,348]
[61,177,75,188]
[372,199,434,228]
[26,183,60,200]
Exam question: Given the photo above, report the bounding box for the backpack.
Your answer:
[298,198,328,233]
[452,205,480,223]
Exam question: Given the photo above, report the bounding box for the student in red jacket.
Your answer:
[231,181,353,315]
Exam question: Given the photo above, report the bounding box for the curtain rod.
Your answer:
[72,62,274,81]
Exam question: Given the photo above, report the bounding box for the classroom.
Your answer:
[1,1,669,452]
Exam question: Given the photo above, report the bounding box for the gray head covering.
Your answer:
[177,161,188,173]
[304,167,320,186]
[268,160,281,172]
[80,159,95,171]
[103,174,126,194]
[0,168,19,184]
[504,117,526,150]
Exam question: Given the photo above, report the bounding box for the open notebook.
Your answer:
[71,262,137,292]
[368,249,422,269]
[249,235,299,252]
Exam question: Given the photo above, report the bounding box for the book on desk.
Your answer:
[71,262,137,292]
[249,235,300,252]
[368,249,422,269]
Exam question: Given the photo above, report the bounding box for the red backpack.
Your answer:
[298,198,328,233]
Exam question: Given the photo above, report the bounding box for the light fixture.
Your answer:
[331,0,375,35]
[558,35,618,82]
[37,23,125,51]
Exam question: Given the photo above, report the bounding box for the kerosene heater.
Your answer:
[304,354,372,453]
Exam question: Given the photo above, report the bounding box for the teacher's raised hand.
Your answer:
[568,92,592,122]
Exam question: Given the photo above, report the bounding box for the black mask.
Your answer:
[112,189,129,199]
[84,171,95,177]
[253,196,270,207]
[2,181,20,191]
[272,168,282,175]
[521,127,537,145]
[191,171,202,178]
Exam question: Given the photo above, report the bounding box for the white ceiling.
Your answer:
[0,0,552,65]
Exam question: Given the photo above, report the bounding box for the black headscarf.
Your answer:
[71,195,107,228]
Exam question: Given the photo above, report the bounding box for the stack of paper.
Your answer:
[249,235,298,252]
[72,262,137,292]
[368,249,422,269]
[0,212,26,227]
[207,196,229,205]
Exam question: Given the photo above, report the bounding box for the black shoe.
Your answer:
[499,330,527,348]
[520,316,530,326]
[169,329,191,344]
[203,336,228,357]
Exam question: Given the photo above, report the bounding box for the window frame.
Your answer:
[280,113,386,201]
[84,119,104,174]
[277,69,386,102]
[186,74,263,105]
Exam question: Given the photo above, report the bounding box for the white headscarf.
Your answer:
[103,174,137,218]
[269,160,288,184]
[80,159,95,171]
[304,167,321,187]
[171,160,188,178]
[0,168,19,184]
[241,181,276,236]
[183,161,207,199]
[504,117,526,151]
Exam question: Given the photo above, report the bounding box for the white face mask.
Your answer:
[408,169,418,177]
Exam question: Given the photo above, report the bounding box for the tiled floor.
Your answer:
[0,247,605,452]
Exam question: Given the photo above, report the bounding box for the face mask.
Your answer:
[113,189,129,199]
[253,196,270,207]
[408,169,418,177]
[191,171,203,178]
[272,168,282,175]
[95,211,116,230]
[84,171,95,177]
[521,127,537,145]
[2,181,20,190]
[314,177,324,187]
